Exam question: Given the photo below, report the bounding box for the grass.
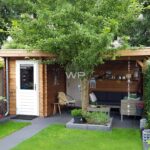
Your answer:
[0,121,30,139]
[12,124,142,150]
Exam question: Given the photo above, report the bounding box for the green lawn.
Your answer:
[12,124,142,150]
[0,121,30,139]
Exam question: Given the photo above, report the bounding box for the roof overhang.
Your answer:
[0,49,55,58]
[0,48,150,58]
[118,47,150,57]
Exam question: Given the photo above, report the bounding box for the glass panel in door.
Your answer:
[20,64,34,90]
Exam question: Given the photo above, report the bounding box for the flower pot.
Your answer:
[140,118,147,129]
[143,142,150,150]
[143,129,150,142]
[141,128,145,138]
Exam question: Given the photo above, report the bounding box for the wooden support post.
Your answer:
[81,78,89,111]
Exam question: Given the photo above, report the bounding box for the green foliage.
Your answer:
[125,0,150,46]
[0,96,5,101]
[71,109,82,117]
[144,60,150,127]
[2,41,30,49]
[82,111,109,125]
[0,0,11,47]
[0,0,35,47]
[9,0,142,77]
[145,112,150,128]
[0,58,4,68]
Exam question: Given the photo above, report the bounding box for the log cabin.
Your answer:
[0,48,150,117]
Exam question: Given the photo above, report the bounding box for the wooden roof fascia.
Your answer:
[0,49,55,58]
[118,48,150,57]
[0,48,150,58]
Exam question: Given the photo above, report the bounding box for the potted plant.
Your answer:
[71,109,83,123]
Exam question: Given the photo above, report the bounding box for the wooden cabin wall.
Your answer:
[9,58,16,115]
[91,60,142,93]
[7,58,47,116]
[0,69,4,96]
[46,65,66,116]
[94,60,136,76]
[39,64,47,117]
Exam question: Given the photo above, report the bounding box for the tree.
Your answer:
[0,0,34,47]
[124,0,150,46]
[0,0,12,47]
[10,0,142,110]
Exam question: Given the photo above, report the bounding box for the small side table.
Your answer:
[53,103,61,115]
[120,99,143,121]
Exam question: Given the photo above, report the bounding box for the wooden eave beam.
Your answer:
[136,60,144,68]
[0,49,55,58]
[117,48,150,57]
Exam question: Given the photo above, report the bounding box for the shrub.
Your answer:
[71,109,82,117]
[144,61,150,127]
[82,111,109,125]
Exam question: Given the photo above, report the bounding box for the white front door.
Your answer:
[16,60,39,116]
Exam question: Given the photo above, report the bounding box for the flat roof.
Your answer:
[0,48,150,58]
[0,49,55,58]
[118,48,150,57]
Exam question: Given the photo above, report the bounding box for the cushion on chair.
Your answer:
[89,92,97,102]
[58,92,76,105]
[58,92,68,105]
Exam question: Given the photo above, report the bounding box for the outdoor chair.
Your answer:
[53,92,76,115]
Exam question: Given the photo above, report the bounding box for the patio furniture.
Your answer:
[89,91,123,109]
[53,103,61,115]
[87,106,110,116]
[120,99,143,121]
[91,91,128,108]
[53,92,76,115]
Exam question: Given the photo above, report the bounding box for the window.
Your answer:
[20,64,34,90]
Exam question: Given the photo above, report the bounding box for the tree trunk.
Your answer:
[81,78,89,111]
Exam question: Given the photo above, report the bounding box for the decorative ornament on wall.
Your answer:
[90,78,96,88]
[53,67,60,85]
[127,57,131,100]
[133,63,139,79]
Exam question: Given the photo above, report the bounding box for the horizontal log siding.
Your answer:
[9,58,16,115]
[39,64,48,117]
